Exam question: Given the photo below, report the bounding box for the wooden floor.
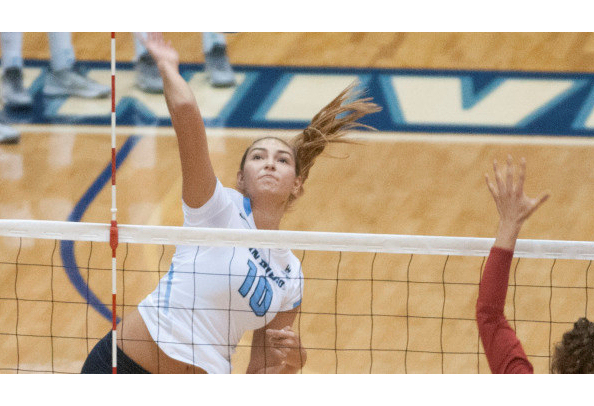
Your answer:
[2,33,594,374]
[17,32,594,72]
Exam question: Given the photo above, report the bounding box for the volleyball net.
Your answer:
[0,219,592,373]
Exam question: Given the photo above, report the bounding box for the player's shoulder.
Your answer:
[223,185,242,199]
[223,186,250,213]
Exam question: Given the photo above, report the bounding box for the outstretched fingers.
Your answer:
[527,191,550,217]
[515,157,526,196]
[505,155,514,192]
[487,156,550,224]
[493,159,505,193]
[485,173,498,199]
[520,192,549,223]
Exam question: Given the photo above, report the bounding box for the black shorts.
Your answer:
[81,331,150,374]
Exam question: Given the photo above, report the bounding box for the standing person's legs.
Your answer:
[1,32,24,70]
[203,32,235,88]
[43,32,110,98]
[1,32,32,108]
[47,32,76,72]
[0,120,20,144]
[134,32,163,93]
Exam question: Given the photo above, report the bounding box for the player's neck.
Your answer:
[251,202,284,230]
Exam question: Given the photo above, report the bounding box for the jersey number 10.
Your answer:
[238,260,273,316]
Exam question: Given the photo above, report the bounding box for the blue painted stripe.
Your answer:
[573,86,594,130]
[210,71,260,126]
[292,298,302,309]
[253,73,294,121]
[516,79,589,128]
[378,74,405,124]
[60,135,141,321]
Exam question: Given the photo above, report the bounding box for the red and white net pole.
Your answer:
[109,32,119,374]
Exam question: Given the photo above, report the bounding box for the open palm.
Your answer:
[485,156,549,226]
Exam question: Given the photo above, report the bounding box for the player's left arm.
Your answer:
[246,306,307,374]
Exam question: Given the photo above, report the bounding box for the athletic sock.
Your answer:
[48,32,75,72]
[1,32,24,71]
[202,32,227,54]
[133,32,149,61]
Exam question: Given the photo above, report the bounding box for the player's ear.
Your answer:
[291,176,303,198]
[237,170,245,192]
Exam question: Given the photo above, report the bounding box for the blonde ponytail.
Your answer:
[291,81,382,196]
[238,81,381,204]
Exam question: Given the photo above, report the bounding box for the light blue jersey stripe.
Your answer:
[163,264,174,314]
[243,196,252,216]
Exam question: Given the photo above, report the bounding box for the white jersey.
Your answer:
[138,179,304,374]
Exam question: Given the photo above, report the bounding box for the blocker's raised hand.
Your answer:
[485,156,549,250]
[486,156,549,227]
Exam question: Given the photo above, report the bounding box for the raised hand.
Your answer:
[485,156,549,249]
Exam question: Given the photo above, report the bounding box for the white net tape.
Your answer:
[1,219,593,259]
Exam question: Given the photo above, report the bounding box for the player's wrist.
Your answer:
[497,219,522,236]
[157,60,179,76]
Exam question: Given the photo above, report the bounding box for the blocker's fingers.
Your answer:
[485,174,498,198]
[516,157,526,195]
[525,191,550,219]
[505,155,514,190]
[493,160,504,191]
[534,191,550,209]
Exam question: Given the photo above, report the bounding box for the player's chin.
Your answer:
[255,187,292,202]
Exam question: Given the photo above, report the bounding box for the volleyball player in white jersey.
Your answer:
[81,32,380,374]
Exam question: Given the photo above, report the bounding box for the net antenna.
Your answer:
[109,32,119,374]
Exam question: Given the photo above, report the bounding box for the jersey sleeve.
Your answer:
[476,247,534,374]
[182,179,235,228]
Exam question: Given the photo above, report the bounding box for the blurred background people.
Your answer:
[1,32,110,110]
[134,32,236,93]
[0,119,19,143]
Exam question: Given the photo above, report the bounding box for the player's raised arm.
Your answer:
[141,33,216,208]
[477,156,549,373]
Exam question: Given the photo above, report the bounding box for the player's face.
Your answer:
[238,138,302,204]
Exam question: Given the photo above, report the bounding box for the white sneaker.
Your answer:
[0,122,20,144]
[43,67,110,98]
[2,67,33,108]
[135,52,163,93]
[204,44,236,88]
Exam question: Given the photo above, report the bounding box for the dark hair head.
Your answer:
[551,317,594,373]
